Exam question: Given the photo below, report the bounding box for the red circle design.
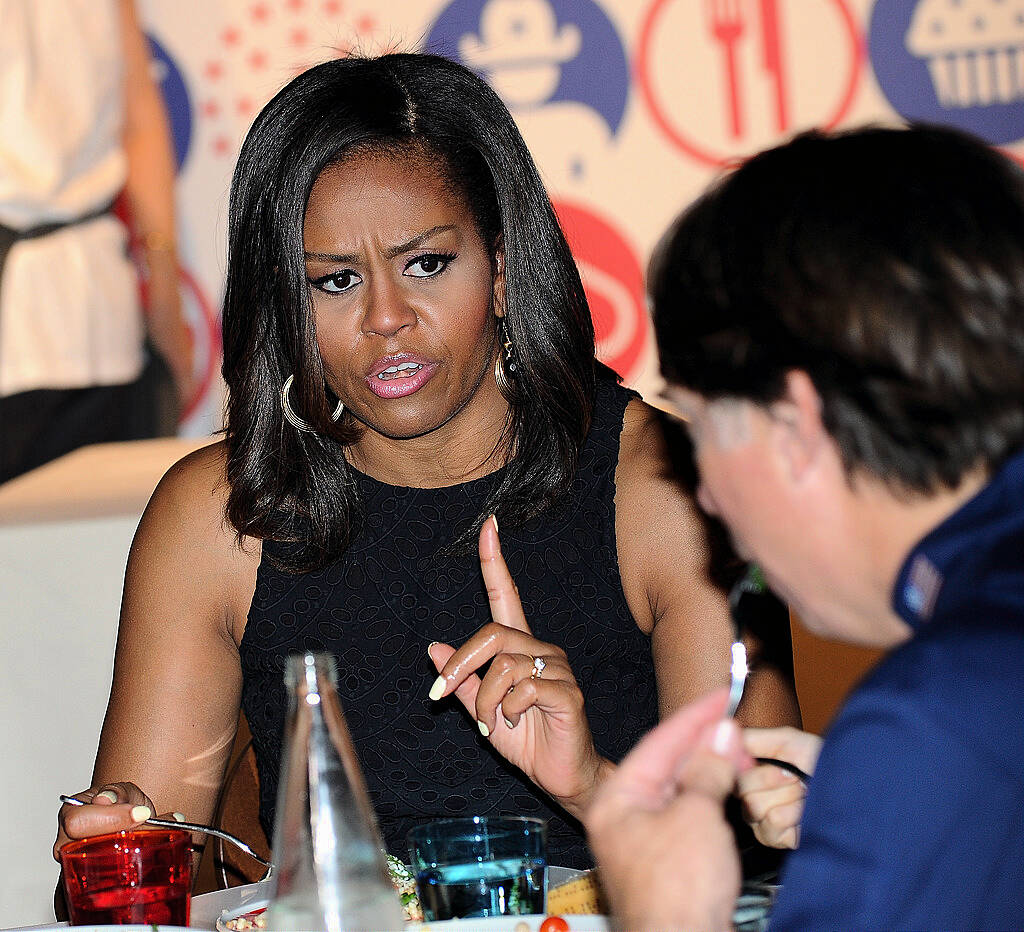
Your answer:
[635,0,864,168]
[177,265,222,423]
[553,200,648,381]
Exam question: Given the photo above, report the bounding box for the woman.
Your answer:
[55,53,797,871]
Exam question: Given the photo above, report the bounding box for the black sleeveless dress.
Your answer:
[240,378,659,869]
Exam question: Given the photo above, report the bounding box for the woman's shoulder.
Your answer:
[150,438,231,517]
[132,438,261,637]
[617,395,674,485]
[141,439,256,560]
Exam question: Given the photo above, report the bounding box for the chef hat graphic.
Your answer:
[425,0,629,136]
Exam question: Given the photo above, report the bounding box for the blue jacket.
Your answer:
[770,447,1024,931]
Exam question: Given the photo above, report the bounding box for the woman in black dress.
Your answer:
[56,53,797,870]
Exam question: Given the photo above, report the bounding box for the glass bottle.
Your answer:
[265,652,405,932]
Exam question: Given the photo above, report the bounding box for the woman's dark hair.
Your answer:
[651,124,1024,493]
[222,53,595,570]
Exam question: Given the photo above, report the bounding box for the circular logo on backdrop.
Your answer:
[147,34,192,172]
[869,0,1024,144]
[553,201,647,381]
[425,0,629,137]
[636,0,862,167]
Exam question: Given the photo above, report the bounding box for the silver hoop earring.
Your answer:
[493,321,517,399]
[281,373,344,433]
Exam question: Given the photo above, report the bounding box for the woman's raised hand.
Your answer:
[426,516,612,818]
[53,783,160,861]
[737,727,822,849]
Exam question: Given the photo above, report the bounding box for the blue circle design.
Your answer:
[869,0,1024,144]
[147,34,192,173]
[424,0,629,136]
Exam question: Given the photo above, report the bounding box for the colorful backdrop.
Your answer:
[138,0,1024,434]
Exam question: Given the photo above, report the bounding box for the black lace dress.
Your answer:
[240,378,659,868]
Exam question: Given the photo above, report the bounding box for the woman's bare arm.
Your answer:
[55,442,260,853]
[614,399,800,728]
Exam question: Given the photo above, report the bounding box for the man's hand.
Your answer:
[738,727,822,849]
[584,690,752,932]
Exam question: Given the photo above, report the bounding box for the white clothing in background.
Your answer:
[0,0,144,397]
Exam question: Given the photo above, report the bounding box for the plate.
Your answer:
[191,874,772,932]
[410,917,608,931]
[190,881,271,931]
[190,869,586,931]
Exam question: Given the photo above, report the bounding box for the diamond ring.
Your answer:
[530,656,546,679]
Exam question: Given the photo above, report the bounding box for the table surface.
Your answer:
[0,436,216,526]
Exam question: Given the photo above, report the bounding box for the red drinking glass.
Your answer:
[60,828,192,926]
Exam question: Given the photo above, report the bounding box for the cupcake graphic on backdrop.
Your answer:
[906,0,1024,107]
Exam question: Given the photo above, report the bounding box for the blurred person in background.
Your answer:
[583,125,1024,931]
[0,0,195,484]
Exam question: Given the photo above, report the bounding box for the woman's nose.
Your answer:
[361,278,416,337]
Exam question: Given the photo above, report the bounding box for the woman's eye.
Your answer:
[405,253,455,279]
[312,270,361,294]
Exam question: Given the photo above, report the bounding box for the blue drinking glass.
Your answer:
[407,816,548,921]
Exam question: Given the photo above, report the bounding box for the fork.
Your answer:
[707,0,747,138]
[723,568,812,784]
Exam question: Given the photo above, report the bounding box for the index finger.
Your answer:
[613,690,733,798]
[479,515,530,635]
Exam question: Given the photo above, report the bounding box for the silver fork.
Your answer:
[724,565,759,717]
[722,570,812,784]
[59,795,275,881]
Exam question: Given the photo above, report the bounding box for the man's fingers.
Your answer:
[478,517,530,634]
[736,758,799,799]
[614,689,731,788]
[742,727,822,776]
[673,718,747,801]
[750,799,803,849]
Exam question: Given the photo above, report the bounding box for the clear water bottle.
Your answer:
[264,652,405,932]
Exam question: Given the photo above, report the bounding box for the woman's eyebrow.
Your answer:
[304,224,457,264]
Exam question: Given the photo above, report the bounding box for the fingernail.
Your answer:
[428,675,446,701]
[712,719,737,756]
[477,720,490,737]
[130,805,152,823]
[504,716,515,729]
[490,514,499,535]
[172,812,186,823]
[96,790,118,803]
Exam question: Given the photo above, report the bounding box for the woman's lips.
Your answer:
[365,360,438,399]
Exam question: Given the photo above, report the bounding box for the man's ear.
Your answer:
[770,370,828,483]
[492,239,506,319]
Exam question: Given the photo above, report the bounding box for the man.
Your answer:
[585,125,1024,930]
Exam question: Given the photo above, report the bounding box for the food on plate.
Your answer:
[386,852,424,922]
[546,870,608,915]
[539,916,570,932]
[221,905,266,930]
[219,855,422,929]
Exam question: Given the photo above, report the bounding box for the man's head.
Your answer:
[651,125,1024,643]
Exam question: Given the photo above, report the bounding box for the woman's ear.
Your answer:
[771,370,828,483]
[492,239,506,319]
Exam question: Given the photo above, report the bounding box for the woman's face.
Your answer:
[302,149,506,444]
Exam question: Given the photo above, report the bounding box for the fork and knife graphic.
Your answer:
[707,0,789,139]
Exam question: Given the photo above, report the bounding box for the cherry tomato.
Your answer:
[539,917,570,932]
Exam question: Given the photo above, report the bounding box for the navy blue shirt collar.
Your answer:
[893,446,1024,629]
